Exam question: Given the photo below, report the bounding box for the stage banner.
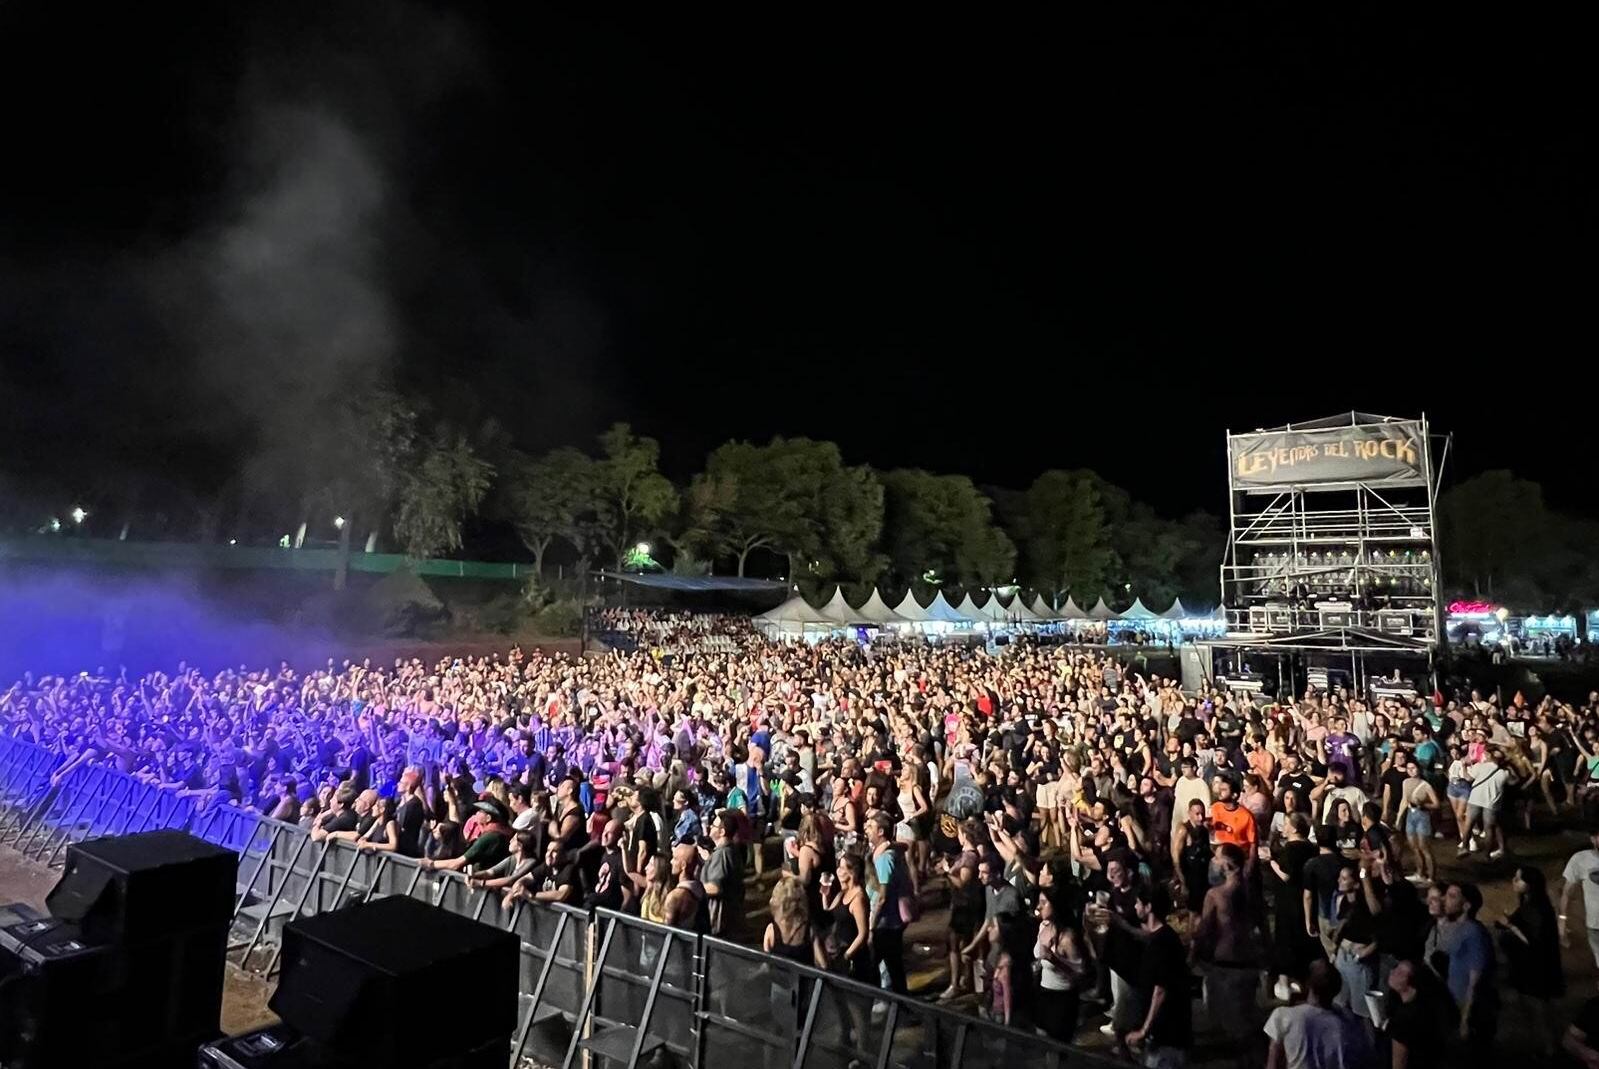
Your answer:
[1229,421,1425,490]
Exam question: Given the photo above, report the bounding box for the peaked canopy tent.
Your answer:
[998,595,1045,624]
[818,586,873,626]
[754,594,837,640]
[1029,595,1059,620]
[1058,597,1090,621]
[1089,597,1118,621]
[1118,598,1160,622]
[924,591,972,626]
[1159,598,1189,620]
[954,593,994,626]
[892,590,934,623]
[854,588,907,625]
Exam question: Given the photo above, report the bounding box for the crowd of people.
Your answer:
[7,610,1599,1068]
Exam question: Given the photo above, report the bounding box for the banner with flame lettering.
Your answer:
[1229,421,1425,490]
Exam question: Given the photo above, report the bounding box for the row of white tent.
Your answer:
[755,587,1218,634]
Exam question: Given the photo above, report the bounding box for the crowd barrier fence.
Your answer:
[0,737,1091,1069]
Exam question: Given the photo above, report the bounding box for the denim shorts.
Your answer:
[1404,808,1432,837]
[1446,782,1471,801]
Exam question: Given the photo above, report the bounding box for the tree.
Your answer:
[591,424,678,568]
[881,470,1014,590]
[391,429,495,560]
[1018,469,1117,603]
[1438,471,1545,600]
[500,447,601,582]
[698,438,838,576]
[810,464,887,595]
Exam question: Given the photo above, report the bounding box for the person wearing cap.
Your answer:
[420,797,511,873]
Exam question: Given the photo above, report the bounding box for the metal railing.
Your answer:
[0,737,1096,1069]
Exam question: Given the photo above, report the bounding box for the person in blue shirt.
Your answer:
[1435,882,1497,1045]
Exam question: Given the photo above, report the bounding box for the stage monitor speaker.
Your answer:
[1321,609,1353,627]
[270,895,519,1068]
[0,899,228,1068]
[46,829,236,943]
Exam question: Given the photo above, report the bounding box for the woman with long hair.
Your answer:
[820,852,872,1047]
[633,855,674,925]
[894,762,931,900]
[1499,865,1563,1055]
[1032,889,1089,1042]
[764,876,827,967]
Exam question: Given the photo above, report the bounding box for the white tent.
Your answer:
[925,590,972,625]
[855,588,907,624]
[892,590,933,623]
[1006,596,1045,623]
[754,594,836,639]
[954,593,992,625]
[1088,597,1117,621]
[1029,594,1059,620]
[1158,598,1188,620]
[818,586,872,625]
[1119,598,1159,621]
[1058,596,1090,621]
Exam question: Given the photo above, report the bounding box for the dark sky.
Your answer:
[1,6,1592,523]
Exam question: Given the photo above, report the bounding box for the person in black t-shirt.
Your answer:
[582,819,629,911]
[1127,884,1190,1066]
[1385,958,1448,1069]
[1275,752,1316,812]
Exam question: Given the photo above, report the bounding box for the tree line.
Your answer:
[500,425,1223,608]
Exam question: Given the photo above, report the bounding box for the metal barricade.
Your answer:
[508,901,590,1068]
[0,738,1107,1069]
[560,909,699,1069]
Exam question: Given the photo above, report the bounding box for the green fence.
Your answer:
[0,536,534,580]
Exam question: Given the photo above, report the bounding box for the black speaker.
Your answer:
[0,831,237,1068]
[47,828,236,942]
[270,895,519,1068]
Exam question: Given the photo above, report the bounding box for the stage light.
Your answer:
[70,507,87,524]
[229,539,237,546]
[48,517,61,532]
[334,516,346,530]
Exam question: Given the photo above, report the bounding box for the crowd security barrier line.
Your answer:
[0,738,1096,1069]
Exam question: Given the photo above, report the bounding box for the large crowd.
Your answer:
[7,610,1599,1068]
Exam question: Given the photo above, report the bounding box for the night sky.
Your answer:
[1,6,1592,523]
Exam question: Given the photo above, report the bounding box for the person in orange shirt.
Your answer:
[1210,775,1257,870]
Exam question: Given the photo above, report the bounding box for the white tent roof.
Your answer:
[954,593,992,624]
[1159,598,1188,620]
[855,588,907,624]
[892,590,933,622]
[1005,596,1045,623]
[1058,596,1090,621]
[818,586,872,625]
[1029,595,1059,620]
[1119,597,1159,621]
[755,594,833,625]
[1088,597,1117,620]
[977,594,1010,621]
[925,590,972,624]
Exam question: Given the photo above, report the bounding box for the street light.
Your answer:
[70,507,87,525]
[636,542,650,555]
[334,516,346,530]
